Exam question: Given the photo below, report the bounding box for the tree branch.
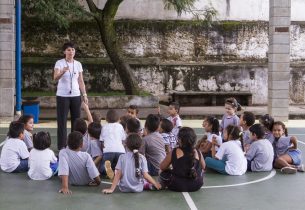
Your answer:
[85,0,100,13]
[103,0,124,18]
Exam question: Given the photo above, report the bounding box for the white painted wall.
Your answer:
[93,0,305,21]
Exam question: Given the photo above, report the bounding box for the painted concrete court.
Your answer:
[0,122,305,210]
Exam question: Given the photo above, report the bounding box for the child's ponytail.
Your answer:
[126,133,143,179]
[226,125,244,151]
[133,149,141,178]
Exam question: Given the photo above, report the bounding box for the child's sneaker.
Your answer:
[281,166,297,174]
[297,164,305,172]
[143,182,156,190]
[105,161,114,180]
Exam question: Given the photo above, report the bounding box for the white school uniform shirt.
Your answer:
[216,140,247,175]
[167,115,182,137]
[206,132,222,151]
[28,148,58,180]
[0,138,30,172]
[54,59,83,97]
[99,122,126,153]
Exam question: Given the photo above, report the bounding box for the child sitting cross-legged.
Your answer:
[58,131,101,194]
[205,125,247,175]
[102,133,161,194]
[28,131,58,180]
[159,127,205,192]
[0,121,29,173]
[245,124,274,172]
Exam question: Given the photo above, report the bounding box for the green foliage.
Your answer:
[163,0,197,15]
[22,0,89,29]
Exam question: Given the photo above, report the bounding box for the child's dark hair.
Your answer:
[205,116,219,135]
[18,114,34,125]
[88,122,102,139]
[242,111,255,127]
[126,118,141,133]
[249,124,265,139]
[145,114,160,133]
[226,125,244,151]
[91,111,102,123]
[259,114,274,131]
[272,121,288,137]
[8,121,24,138]
[225,97,242,111]
[74,118,87,135]
[195,135,207,150]
[68,131,83,150]
[178,127,198,179]
[120,115,132,130]
[62,42,75,51]
[160,118,173,133]
[170,102,180,113]
[33,131,51,150]
[106,109,119,123]
[126,133,143,178]
[128,105,139,114]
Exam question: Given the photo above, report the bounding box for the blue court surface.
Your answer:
[0,125,305,210]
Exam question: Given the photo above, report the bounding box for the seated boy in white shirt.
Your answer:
[58,131,101,194]
[0,121,29,173]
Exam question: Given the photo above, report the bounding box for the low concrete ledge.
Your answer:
[38,95,159,109]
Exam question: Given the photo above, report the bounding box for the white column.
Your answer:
[268,0,291,121]
[0,0,15,121]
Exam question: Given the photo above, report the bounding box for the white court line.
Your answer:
[297,140,305,145]
[182,192,198,210]
[202,169,276,189]
[101,181,112,185]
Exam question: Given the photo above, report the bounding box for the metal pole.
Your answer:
[15,0,22,116]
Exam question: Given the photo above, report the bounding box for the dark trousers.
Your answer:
[56,96,81,150]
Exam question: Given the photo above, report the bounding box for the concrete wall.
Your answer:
[93,0,305,21]
[0,0,15,120]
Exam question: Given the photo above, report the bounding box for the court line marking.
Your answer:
[182,192,198,210]
[101,181,112,185]
[297,140,305,146]
[201,169,276,189]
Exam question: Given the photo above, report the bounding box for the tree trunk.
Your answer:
[93,0,140,95]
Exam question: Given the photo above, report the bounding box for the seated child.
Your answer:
[259,114,274,143]
[74,118,90,152]
[28,131,58,180]
[202,116,222,158]
[159,118,177,154]
[102,133,161,194]
[0,121,29,173]
[166,102,182,138]
[159,127,205,192]
[86,122,103,168]
[100,110,126,178]
[18,114,35,150]
[205,125,247,175]
[195,135,208,157]
[239,111,255,151]
[120,114,133,132]
[126,118,141,135]
[245,124,274,172]
[127,105,143,134]
[58,131,101,194]
[272,121,304,174]
[140,114,166,176]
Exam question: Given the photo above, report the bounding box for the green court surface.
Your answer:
[0,126,305,210]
